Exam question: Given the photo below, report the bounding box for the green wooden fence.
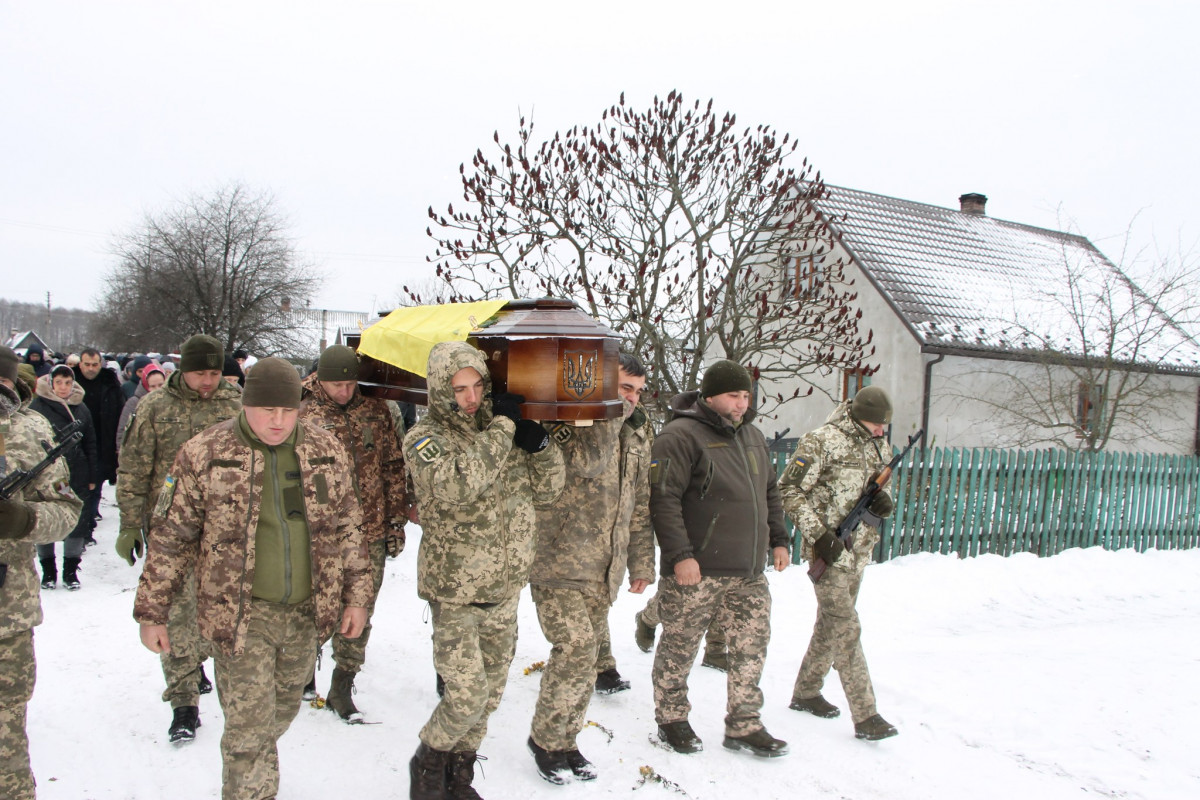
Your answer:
[772,447,1200,560]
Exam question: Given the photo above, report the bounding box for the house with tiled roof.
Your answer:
[760,187,1200,455]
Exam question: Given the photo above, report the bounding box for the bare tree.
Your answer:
[94,184,320,355]
[422,92,872,416]
[947,226,1200,451]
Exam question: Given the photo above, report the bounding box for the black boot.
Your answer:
[446,751,485,800]
[527,737,572,785]
[62,557,81,590]
[594,667,631,694]
[410,741,449,800]
[168,705,201,744]
[40,559,57,590]
[327,667,363,723]
[197,664,213,695]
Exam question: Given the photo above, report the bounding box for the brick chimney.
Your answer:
[959,193,987,215]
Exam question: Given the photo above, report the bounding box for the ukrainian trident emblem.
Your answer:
[563,350,598,400]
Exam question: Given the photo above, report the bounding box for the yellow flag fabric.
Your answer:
[356,300,508,377]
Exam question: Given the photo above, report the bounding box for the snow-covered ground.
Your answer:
[28,494,1200,799]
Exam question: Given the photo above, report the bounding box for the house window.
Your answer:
[1076,382,1104,437]
[843,368,872,401]
[789,253,821,297]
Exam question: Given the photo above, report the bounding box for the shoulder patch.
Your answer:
[548,422,573,445]
[153,475,177,517]
[649,457,669,488]
[781,452,811,486]
[412,435,443,464]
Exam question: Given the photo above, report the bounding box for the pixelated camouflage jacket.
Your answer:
[300,373,407,545]
[132,416,371,656]
[779,401,889,571]
[403,341,565,605]
[0,381,83,638]
[530,407,655,601]
[649,390,789,578]
[116,369,242,532]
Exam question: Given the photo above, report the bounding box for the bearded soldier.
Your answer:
[0,347,82,799]
[780,385,898,741]
[134,357,372,799]
[299,344,408,721]
[404,341,564,800]
[116,334,242,743]
[649,360,791,758]
[526,353,654,784]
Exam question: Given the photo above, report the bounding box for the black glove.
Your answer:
[813,532,845,565]
[0,499,35,540]
[868,490,894,519]
[513,419,550,453]
[490,392,524,423]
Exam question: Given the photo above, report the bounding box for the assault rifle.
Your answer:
[0,420,84,502]
[807,428,924,584]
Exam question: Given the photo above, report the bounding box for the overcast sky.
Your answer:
[2,0,1196,318]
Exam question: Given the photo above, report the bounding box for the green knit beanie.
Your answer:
[850,385,892,424]
[242,357,302,408]
[317,345,360,381]
[0,346,17,384]
[179,335,224,373]
[700,360,752,398]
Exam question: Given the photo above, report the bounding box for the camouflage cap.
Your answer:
[179,335,224,373]
[242,357,302,408]
[0,345,17,383]
[850,385,892,424]
[317,344,360,381]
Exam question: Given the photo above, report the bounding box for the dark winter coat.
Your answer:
[649,390,789,578]
[74,364,124,484]
[29,375,99,495]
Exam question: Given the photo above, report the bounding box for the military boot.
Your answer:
[168,705,201,744]
[656,720,703,753]
[409,741,449,800]
[855,714,899,741]
[446,751,485,800]
[789,693,840,718]
[39,558,57,590]
[326,667,363,723]
[527,737,572,785]
[723,727,789,758]
[62,557,81,590]
[197,664,213,695]
[634,611,656,652]
[594,668,631,694]
[302,673,318,701]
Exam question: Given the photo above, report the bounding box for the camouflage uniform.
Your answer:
[529,409,654,750]
[403,341,564,753]
[117,369,241,710]
[648,391,789,736]
[0,382,82,799]
[134,414,371,800]
[779,401,888,723]
[299,373,407,673]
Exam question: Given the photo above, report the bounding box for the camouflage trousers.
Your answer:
[420,593,519,752]
[640,589,727,654]
[0,630,35,800]
[213,598,317,800]
[652,575,771,736]
[530,586,610,750]
[162,566,211,709]
[793,564,876,723]
[330,537,387,673]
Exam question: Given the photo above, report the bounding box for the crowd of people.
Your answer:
[0,335,901,800]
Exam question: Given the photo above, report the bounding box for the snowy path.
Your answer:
[27,495,1200,799]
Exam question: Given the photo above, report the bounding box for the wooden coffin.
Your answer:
[348,298,623,422]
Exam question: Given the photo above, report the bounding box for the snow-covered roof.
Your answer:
[816,185,1200,373]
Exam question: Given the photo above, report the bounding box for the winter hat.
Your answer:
[179,335,224,373]
[222,354,244,379]
[316,345,360,381]
[242,357,301,408]
[0,346,18,384]
[16,364,37,395]
[700,360,752,398]
[850,386,892,425]
[140,363,165,391]
[129,355,154,377]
